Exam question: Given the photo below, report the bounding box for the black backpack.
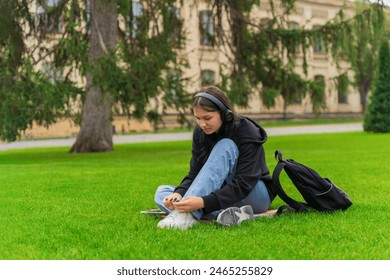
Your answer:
[272,150,353,213]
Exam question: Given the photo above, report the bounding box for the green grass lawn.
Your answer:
[0,132,389,260]
[260,117,362,127]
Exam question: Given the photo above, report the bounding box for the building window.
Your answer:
[287,21,300,53]
[201,70,215,86]
[168,6,180,22]
[85,0,91,35]
[165,69,181,101]
[260,18,270,29]
[127,2,143,38]
[313,25,325,54]
[314,74,325,82]
[337,73,349,104]
[292,94,302,105]
[42,62,62,83]
[287,21,299,29]
[37,0,62,34]
[165,6,181,44]
[314,75,326,102]
[338,91,348,104]
[199,10,214,46]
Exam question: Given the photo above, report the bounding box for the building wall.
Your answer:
[21,117,152,140]
[177,0,361,117]
[23,0,364,140]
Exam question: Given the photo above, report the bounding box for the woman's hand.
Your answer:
[173,196,204,213]
[163,193,183,210]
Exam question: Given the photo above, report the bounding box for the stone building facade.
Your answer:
[24,0,364,139]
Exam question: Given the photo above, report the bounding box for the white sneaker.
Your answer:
[157,210,197,230]
[216,205,255,226]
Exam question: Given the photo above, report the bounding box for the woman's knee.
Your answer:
[212,138,238,158]
[215,138,236,150]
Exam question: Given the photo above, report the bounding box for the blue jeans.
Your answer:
[154,138,271,220]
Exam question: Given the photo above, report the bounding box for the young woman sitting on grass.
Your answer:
[154,85,276,229]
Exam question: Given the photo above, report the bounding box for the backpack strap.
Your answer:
[272,151,308,213]
[276,205,296,216]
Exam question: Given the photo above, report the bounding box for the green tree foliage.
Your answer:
[0,0,386,152]
[0,0,188,152]
[0,0,80,142]
[364,40,390,132]
[214,0,385,116]
[337,0,387,112]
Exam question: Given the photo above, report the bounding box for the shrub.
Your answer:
[364,40,390,132]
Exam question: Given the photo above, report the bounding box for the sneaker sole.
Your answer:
[240,205,255,221]
[217,206,254,226]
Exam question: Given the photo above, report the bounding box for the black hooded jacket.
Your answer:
[174,116,275,214]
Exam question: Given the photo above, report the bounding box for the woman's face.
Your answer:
[193,106,222,134]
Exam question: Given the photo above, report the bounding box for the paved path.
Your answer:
[0,123,363,151]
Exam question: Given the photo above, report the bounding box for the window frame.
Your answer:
[199,10,214,46]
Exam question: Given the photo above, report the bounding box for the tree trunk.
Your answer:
[70,0,117,153]
[358,82,369,113]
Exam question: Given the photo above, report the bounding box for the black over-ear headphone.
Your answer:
[194,92,234,122]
